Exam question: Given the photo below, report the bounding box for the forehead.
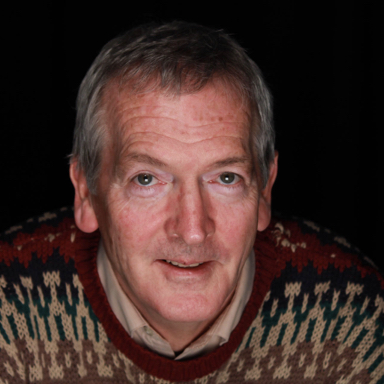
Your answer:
[102,82,251,147]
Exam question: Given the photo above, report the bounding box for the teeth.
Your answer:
[165,260,202,268]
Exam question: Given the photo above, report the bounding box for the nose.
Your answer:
[165,183,214,245]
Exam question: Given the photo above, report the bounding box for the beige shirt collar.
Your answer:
[97,241,255,360]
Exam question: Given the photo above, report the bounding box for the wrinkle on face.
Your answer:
[103,80,250,137]
[98,81,255,192]
[87,82,264,344]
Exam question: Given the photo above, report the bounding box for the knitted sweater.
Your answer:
[1,207,383,383]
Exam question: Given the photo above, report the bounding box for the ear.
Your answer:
[69,161,99,233]
[257,151,278,232]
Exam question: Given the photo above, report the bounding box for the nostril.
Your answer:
[164,186,215,244]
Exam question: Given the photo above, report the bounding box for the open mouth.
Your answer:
[164,260,204,268]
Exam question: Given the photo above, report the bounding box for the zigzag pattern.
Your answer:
[2,269,383,382]
[0,209,383,383]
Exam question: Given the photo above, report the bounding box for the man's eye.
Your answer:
[134,173,157,186]
[218,172,239,185]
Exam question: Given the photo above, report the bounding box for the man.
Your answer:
[0,21,383,383]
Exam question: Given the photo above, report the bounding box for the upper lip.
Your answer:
[162,258,207,266]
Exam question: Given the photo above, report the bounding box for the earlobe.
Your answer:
[69,161,99,233]
[257,152,278,232]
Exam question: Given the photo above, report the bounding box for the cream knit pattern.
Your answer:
[1,207,383,383]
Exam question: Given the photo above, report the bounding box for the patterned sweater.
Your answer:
[1,207,383,383]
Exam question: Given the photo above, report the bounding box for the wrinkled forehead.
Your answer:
[100,78,253,147]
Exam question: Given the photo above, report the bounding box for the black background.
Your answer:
[1,3,382,268]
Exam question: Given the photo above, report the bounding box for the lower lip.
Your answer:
[156,260,213,280]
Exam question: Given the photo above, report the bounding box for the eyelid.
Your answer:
[202,170,244,183]
[216,172,242,185]
[130,170,174,185]
[132,173,159,187]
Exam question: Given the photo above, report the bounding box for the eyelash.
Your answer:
[133,173,158,187]
[132,172,242,185]
[128,172,244,198]
[216,173,242,186]
[128,174,161,197]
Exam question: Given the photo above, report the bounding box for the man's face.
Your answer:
[72,82,275,334]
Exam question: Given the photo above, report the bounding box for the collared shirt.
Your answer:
[97,241,255,360]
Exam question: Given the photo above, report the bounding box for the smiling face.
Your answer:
[71,81,277,343]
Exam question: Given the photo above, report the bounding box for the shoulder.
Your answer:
[0,208,107,383]
[0,207,91,270]
[260,215,384,309]
[230,216,384,382]
[263,214,381,279]
[0,207,99,317]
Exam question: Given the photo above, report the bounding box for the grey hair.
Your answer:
[71,21,275,193]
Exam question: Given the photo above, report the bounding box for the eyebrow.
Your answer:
[120,154,251,169]
[120,153,167,167]
[115,152,253,182]
[113,152,167,182]
[212,156,251,168]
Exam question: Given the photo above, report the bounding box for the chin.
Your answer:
[153,291,229,325]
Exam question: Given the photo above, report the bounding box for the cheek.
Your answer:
[107,192,168,246]
[211,204,257,271]
[213,192,259,239]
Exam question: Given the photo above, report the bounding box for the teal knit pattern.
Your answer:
[1,208,383,383]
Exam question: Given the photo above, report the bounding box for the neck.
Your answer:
[151,319,210,352]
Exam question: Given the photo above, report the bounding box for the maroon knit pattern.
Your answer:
[2,210,383,383]
[74,223,278,381]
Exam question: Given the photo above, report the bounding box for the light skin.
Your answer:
[70,82,278,352]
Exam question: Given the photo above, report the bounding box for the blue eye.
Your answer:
[135,173,156,186]
[219,173,237,184]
